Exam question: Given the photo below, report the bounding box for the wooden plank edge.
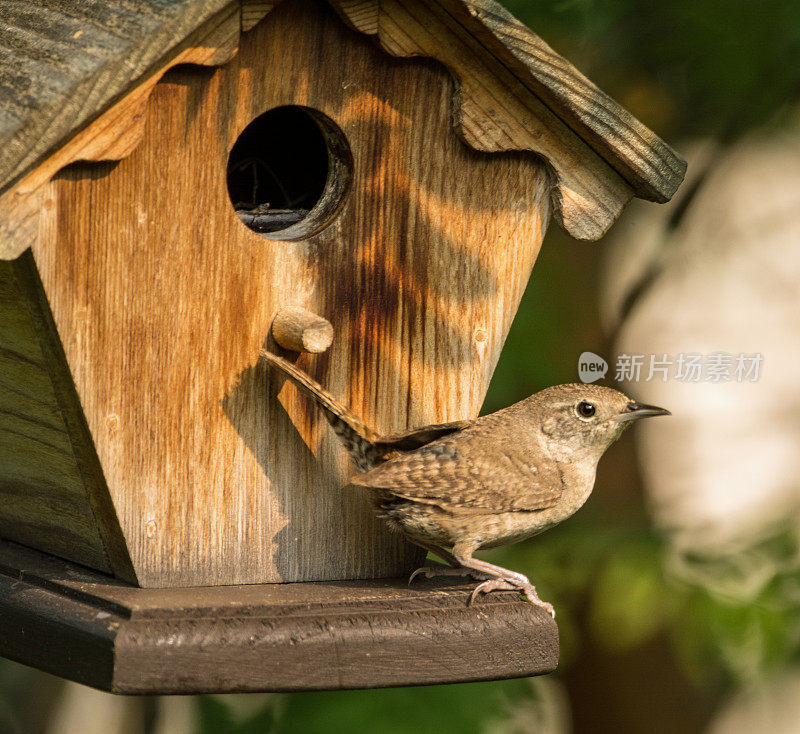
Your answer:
[0,545,559,694]
[113,592,558,693]
[0,575,117,692]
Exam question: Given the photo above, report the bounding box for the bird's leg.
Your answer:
[412,541,460,568]
[452,546,555,618]
[407,541,493,585]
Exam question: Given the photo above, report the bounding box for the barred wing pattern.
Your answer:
[350,428,563,513]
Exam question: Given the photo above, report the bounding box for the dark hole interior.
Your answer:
[226,106,329,234]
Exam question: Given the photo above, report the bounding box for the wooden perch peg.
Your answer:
[271,306,334,353]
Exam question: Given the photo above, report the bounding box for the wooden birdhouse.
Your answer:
[0,0,685,692]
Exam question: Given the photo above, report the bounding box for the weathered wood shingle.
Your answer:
[0,0,232,192]
[436,0,686,202]
[0,0,684,205]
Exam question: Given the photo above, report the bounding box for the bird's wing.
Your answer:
[349,437,563,513]
[374,420,474,451]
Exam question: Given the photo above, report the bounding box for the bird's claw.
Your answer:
[407,566,434,585]
[409,566,555,618]
[530,596,556,619]
[468,578,517,604]
[468,578,555,618]
[408,564,489,586]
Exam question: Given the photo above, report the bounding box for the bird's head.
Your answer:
[527,383,670,462]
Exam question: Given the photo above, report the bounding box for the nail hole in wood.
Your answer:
[226,105,353,240]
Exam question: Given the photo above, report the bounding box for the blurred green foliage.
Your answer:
[280,679,532,734]
[198,696,281,734]
[671,527,800,692]
[503,0,800,142]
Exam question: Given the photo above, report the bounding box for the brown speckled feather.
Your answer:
[349,408,564,514]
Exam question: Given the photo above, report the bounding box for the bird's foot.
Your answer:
[408,563,491,586]
[469,578,555,618]
[409,561,556,618]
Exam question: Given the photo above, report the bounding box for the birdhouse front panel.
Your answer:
[0,0,684,589]
[2,0,549,587]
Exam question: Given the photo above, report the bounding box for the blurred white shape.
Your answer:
[45,684,201,734]
[708,672,800,734]
[206,693,283,724]
[46,683,142,734]
[601,130,800,556]
[153,696,196,734]
[484,677,571,734]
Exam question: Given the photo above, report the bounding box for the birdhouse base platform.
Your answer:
[0,541,558,694]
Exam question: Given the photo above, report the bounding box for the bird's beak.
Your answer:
[613,401,672,423]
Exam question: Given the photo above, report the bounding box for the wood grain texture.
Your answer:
[328,0,635,240]
[0,541,559,693]
[0,254,134,580]
[31,0,551,586]
[0,3,241,261]
[433,0,687,203]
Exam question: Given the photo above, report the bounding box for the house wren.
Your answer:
[261,350,669,616]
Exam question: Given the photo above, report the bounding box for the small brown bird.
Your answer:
[261,350,669,616]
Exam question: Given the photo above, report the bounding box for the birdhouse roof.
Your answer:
[0,0,685,242]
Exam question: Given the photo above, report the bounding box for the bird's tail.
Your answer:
[260,350,380,471]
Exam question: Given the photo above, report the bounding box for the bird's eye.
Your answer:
[576,401,596,418]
